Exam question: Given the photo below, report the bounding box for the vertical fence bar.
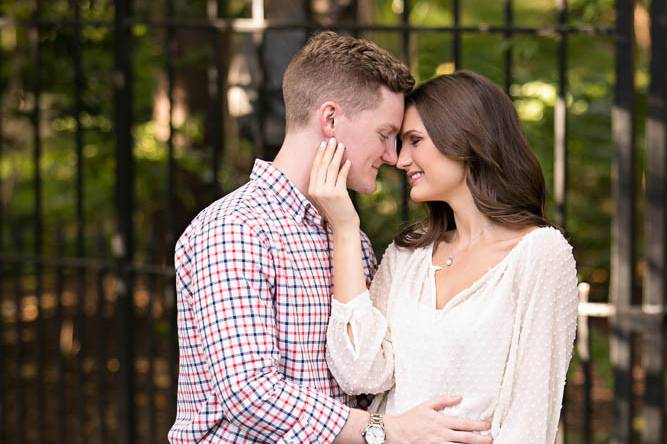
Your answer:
[74,246,87,442]
[207,0,226,199]
[71,2,85,260]
[165,0,179,425]
[71,1,88,439]
[54,227,66,444]
[642,0,666,442]
[304,0,314,39]
[13,228,24,444]
[113,0,136,442]
[250,0,266,160]
[257,28,269,160]
[502,0,513,95]
[218,0,229,196]
[30,2,45,442]
[95,228,108,444]
[165,0,176,259]
[554,4,569,439]
[452,0,461,69]
[610,0,636,442]
[400,0,410,224]
[0,256,4,444]
[554,0,568,230]
[577,283,593,443]
[147,237,158,444]
[167,272,178,428]
[256,2,269,159]
[0,24,5,443]
[0,282,3,443]
[350,0,359,38]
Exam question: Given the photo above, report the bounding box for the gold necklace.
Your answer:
[439,226,493,268]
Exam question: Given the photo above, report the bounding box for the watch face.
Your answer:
[365,425,385,444]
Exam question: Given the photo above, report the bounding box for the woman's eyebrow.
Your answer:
[400,129,418,139]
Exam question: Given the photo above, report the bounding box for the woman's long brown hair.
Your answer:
[395,70,552,249]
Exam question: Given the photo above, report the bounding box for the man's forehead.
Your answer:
[374,90,405,126]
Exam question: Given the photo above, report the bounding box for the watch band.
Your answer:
[362,413,385,444]
[369,413,384,427]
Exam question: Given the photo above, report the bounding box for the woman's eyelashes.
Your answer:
[408,135,422,147]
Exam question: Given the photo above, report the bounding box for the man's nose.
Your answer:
[382,141,398,166]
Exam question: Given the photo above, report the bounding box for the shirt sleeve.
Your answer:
[189,216,349,443]
[494,229,579,443]
[326,242,397,395]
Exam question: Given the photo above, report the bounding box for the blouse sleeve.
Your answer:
[325,243,398,395]
[494,229,579,443]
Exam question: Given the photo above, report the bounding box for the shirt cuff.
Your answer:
[330,290,372,323]
[276,392,350,444]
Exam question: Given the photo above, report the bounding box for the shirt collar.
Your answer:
[249,159,324,226]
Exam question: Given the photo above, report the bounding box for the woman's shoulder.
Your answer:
[384,239,434,258]
[522,226,572,252]
[380,240,434,269]
[511,227,578,309]
[513,225,575,269]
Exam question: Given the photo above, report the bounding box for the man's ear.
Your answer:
[318,101,338,138]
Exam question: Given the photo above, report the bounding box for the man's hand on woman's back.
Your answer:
[384,395,493,444]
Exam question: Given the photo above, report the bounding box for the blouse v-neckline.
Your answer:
[427,226,548,313]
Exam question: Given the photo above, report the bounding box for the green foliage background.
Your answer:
[0,1,655,441]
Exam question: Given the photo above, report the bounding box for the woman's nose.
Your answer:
[396,148,412,170]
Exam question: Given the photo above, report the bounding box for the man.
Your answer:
[168,31,491,444]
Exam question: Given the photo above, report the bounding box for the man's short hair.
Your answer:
[282,31,415,131]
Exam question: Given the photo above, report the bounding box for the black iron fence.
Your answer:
[0,0,665,443]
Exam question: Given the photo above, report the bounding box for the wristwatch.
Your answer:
[362,413,385,444]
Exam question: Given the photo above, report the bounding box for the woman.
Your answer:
[309,71,579,443]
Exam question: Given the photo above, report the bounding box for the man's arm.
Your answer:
[336,397,493,444]
[190,217,349,443]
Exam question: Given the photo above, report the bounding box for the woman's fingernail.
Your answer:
[338,142,345,150]
[320,140,326,149]
[329,137,336,145]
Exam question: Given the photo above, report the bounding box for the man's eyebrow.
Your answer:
[380,124,399,133]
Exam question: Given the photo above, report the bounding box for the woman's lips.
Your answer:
[408,171,424,185]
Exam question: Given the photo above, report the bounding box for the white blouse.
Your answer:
[326,227,578,443]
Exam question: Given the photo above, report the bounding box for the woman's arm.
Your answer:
[493,229,579,443]
[325,244,397,394]
[309,138,368,303]
[309,138,395,394]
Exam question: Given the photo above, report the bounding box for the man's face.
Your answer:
[333,87,405,193]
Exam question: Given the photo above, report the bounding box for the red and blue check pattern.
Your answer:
[168,159,376,443]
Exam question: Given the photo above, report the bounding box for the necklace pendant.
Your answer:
[445,257,454,267]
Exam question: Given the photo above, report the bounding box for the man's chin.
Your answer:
[364,183,378,194]
[348,179,377,194]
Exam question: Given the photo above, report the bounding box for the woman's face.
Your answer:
[397,106,467,202]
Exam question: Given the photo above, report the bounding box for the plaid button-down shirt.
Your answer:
[168,160,377,443]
